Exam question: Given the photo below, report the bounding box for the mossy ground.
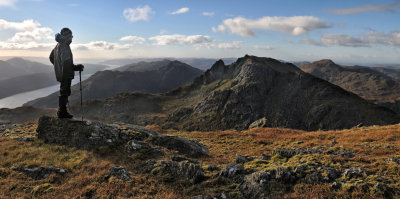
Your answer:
[1,122,400,198]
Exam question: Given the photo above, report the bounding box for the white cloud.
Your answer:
[213,16,331,37]
[170,7,189,15]
[326,4,400,15]
[0,0,18,7]
[253,45,275,50]
[72,41,132,51]
[0,19,40,31]
[300,31,400,47]
[9,27,53,42]
[120,35,146,44]
[202,12,214,17]
[123,5,154,22]
[198,41,243,50]
[149,34,212,45]
[0,41,53,50]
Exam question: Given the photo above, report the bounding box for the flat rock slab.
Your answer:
[37,116,136,150]
[36,116,209,157]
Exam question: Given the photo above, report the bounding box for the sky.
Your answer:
[0,0,399,65]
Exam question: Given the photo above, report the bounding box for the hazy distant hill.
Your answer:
[24,60,203,108]
[70,55,400,131]
[101,57,236,70]
[6,57,53,75]
[371,66,400,81]
[0,60,27,80]
[115,59,172,72]
[299,60,400,103]
[0,58,109,100]
[0,73,57,99]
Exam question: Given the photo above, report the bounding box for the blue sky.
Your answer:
[0,0,399,64]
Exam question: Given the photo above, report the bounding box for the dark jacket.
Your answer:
[49,34,74,82]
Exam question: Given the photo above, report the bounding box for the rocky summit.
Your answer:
[73,55,400,131]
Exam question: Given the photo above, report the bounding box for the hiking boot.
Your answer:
[58,96,73,119]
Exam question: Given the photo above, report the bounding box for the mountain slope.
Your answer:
[0,72,57,99]
[371,66,400,81]
[115,59,173,72]
[0,60,26,80]
[6,57,52,75]
[24,60,203,108]
[70,55,400,131]
[299,60,400,103]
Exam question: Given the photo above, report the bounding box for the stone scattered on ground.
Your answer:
[105,166,131,181]
[145,160,205,184]
[124,140,164,157]
[342,167,367,179]
[273,148,322,158]
[235,154,253,163]
[150,135,209,157]
[386,157,400,164]
[248,117,268,129]
[326,149,356,158]
[12,165,66,180]
[218,163,243,178]
[239,171,270,199]
[171,156,200,164]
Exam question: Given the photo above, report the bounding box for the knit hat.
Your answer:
[60,27,72,37]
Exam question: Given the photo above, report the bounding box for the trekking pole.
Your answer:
[79,70,83,121]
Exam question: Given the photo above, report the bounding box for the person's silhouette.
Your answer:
[49,28,84,118]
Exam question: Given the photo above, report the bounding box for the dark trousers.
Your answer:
[60,79,72,97]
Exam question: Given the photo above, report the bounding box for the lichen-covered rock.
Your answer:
[218,163,243,178]
[37,116,135,150]
[273,148,322,158]
[326,149,356,158]
[331,182,343,190]
[147,160,205,184]
[171,156,200,164]
[273,167,296,183]
[386,157,400,164]
[239,171,270,199]
[342,167,367,179]
[235,154,253,163]
[150,135,209,157]
[125,140,164,157]
[248,117,268,129]
[12,165,66,180]
[106,166,131,181]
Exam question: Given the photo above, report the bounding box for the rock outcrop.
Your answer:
[144,160,205,184]
[36,116,209,157]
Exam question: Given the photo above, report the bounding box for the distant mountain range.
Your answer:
[0,58,109,100]
[68,55,400,131]
[101,57,237,70]
[299,60,400,114]
[24,60,203,108]
[299,60,400,103]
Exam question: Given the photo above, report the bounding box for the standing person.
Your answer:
[49,27,84,118]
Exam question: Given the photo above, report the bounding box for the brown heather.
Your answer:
[1,121,398,198]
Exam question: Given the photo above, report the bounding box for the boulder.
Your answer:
[106,166,131,181]
[248,117,268,129]
[342,167,367,179]
[125,140,164,157]
[37,116,135,150]
[147,160,205,184]
[150,135,209,157]
[239,171,270,199]
[235,154,253,163]
[12,165,66,180]
[218,163,243,178]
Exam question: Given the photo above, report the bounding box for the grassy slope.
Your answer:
[0,122,399,198]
